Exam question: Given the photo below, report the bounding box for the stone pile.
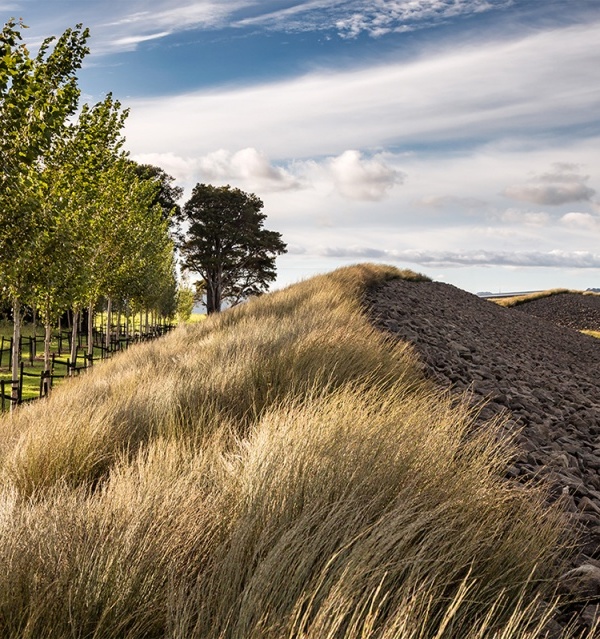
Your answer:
[513,292,600,332]
[364,279,600,633]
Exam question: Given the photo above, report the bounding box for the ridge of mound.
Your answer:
[513,291,600,331]
[364,279,600,560]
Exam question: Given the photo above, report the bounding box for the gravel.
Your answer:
[513,292,600,332]
[364,278,600,631]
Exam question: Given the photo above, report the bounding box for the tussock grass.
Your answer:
[0,263,586,637]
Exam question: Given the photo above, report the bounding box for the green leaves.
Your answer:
[178,184,287,313]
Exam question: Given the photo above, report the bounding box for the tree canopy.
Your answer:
[177,184,287,314]
[132,162,183,223]
[0,20,181,401]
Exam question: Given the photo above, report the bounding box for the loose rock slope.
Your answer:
[513,292,600,332]
[364,279,600,631]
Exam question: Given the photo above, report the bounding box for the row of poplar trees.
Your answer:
[0,20,178,402]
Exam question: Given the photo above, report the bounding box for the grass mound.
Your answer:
[0,264,582,638]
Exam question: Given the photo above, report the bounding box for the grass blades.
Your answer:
[0,264,586,638]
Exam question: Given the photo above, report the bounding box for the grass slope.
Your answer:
[0,264,585,638]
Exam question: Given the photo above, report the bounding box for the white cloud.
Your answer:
[139,1,246,30]
[132,148,300,194]
[111,31,172,47]
[197,148,300,192]
[419,194,487,211]
[328,150,402,200]
[334,0,512,38]
[305,247,600,268]
[131,152,199,186]
[125,21,600,160]
[504,182,595,206]
[500,209,551,226]
[237,0,512,38]
[50,1,254,53]
[560,211,600,231]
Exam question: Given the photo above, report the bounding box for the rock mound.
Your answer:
[512,292,600,331]
[365,279,600,538]
[364,278,600,623]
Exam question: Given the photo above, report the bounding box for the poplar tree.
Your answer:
[31,95,126,374]
[0,20,89,404]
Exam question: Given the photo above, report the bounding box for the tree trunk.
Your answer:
[87,301,94,359]
[44,321,52,372]
[43,320,52,395]
[70,310,79,376]
[105,298,112,350]
[206,276,221,314]
[32,304,37,337]
[11,298,21,410]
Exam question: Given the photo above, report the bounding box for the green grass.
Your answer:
[0,264,590,638]
[0,324,107,404]
[0,315,173,406]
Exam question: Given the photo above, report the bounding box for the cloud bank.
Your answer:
[307,247,600,269]
[125,21,600,160]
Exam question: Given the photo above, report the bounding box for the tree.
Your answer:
[0,19,89,405]
[176,280,196,322]
[31,93,129,375]
[177,184,287,314]
[132,163,183,223]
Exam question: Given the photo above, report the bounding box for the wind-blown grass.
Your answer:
[0,264,587,638]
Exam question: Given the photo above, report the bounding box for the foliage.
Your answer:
[0,21,180,385]
[132,162,183,223]
[176,282,196,322]
[0,18,88,302]
[177,184,287,313]
[0,18,90,399]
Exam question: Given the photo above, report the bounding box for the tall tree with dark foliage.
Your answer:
[177,184,287,314]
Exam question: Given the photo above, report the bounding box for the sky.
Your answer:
[5,0,600,294]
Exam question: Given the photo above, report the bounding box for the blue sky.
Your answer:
[5,0,600,294]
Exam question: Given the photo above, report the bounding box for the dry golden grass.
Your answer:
[581,329,600,339]
[0,263,588,638]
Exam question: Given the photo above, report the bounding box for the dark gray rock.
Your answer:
[364,279,600,630]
